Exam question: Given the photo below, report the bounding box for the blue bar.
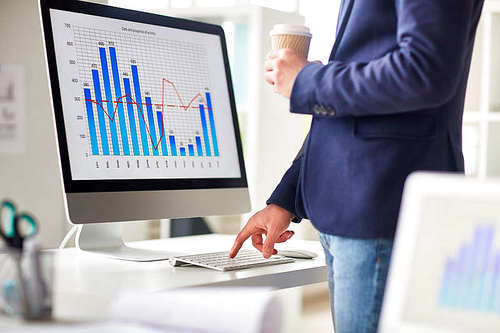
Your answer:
[131,65,150,155]
[195,136,203,156]
[491,254,500,312]
[123,78,140,155]
[180,147,187,156]
[205,92,219,156]
[99,48,120,155]
[83,89,99,155]
[478,227,494,309]
[483,252,498,312]
[457,244,470,309]
[156,111,168,156]
[169,135,177,156]
[199,104,211,157]
[467,228,484,309]
[91,69,109,155]
[188,144,194,156]
[109,47,130,155]
[449,260,459,308]
[439,258,453,307]
[145,97,159,156]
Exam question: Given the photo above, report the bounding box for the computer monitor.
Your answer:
[39,0,250,261]
[379,172,500,333]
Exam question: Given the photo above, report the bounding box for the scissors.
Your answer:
[0,200,37,249]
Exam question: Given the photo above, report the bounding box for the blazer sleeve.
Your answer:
[266,134,309,221]
[266,157,302,217]
[290,0,477,118]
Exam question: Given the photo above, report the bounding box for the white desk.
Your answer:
[2,234,327,327]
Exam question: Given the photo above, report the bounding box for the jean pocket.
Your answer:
[318,232,332,251]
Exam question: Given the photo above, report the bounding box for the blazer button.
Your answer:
[318,106,328,115]
[313,105,321,114]
[327,107,336,116]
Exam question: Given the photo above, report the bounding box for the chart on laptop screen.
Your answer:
[49,9,241,180]
[402,198,500,332]
[437,224,500,315]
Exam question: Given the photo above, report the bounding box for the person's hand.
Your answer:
[229,204,295,259]
[264,48,308,99]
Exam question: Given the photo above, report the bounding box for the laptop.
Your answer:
[379,172,500,333]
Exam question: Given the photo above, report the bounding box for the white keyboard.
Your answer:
[169,249,295,272]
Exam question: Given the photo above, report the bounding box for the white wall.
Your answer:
[0,0,67,248]
[300,0,341,64]
[245,8,309,212]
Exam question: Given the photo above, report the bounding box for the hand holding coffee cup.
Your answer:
[265,24,312,98]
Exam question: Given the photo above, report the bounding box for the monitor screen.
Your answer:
[48,8,242,182]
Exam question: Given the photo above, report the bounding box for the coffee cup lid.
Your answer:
[270,24,312,37]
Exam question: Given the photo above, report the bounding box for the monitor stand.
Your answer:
[75,222,179,262]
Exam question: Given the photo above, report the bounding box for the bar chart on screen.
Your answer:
[437,224,500,315]
[77,36,219,160]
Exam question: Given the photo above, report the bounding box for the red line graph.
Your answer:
[85,79,204,151]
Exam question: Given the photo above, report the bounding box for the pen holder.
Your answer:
[0,245,55,321]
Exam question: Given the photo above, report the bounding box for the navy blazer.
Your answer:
[267,0,484,238]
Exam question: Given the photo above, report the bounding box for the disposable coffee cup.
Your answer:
[270,24,312,59]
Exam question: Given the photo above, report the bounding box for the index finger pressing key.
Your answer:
[229,226,253,258]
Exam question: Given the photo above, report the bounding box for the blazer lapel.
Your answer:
[329,0,355,60]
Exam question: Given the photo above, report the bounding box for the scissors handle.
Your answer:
[0,200,38,249]
[0,200,16,238]
[13,213,38,237]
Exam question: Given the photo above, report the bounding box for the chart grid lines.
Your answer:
[74,25,220,159]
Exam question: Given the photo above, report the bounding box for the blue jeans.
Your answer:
[318,232,393,333]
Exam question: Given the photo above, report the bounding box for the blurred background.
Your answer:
[1,0,498,331]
